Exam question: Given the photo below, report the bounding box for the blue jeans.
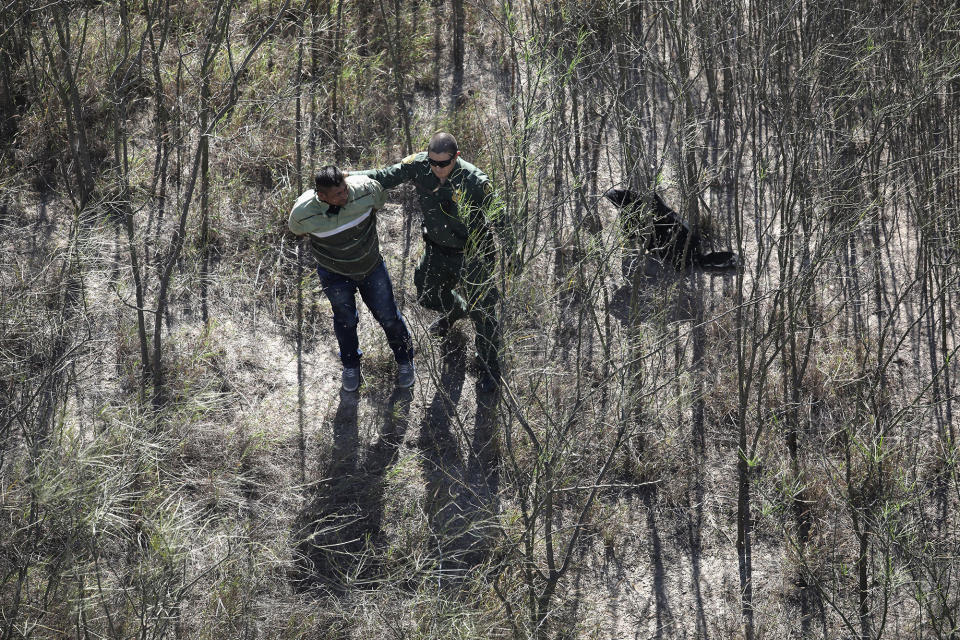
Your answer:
[317,261,413,367]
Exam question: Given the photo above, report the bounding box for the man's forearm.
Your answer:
[350,165,408,189]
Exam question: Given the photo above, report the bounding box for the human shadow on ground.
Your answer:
[608,256,697,326]
[291,385,414,592]
[609,254,737,328]
[418,335,501,583]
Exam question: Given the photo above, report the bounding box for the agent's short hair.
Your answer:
[314,165,344,191]
[427,132,458,157]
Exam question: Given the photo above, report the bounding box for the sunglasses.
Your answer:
[427,156,455,168]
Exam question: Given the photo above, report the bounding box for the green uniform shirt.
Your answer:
[288,175,387,280]
[356,152,506,252]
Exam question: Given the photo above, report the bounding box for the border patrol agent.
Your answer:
[355,132,513,393]
[289,166,415,392]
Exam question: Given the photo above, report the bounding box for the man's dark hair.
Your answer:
[314,165,345,191]
[427,132,458,156]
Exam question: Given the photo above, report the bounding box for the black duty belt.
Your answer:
[423,235,465,256]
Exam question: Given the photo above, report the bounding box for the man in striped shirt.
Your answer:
[289,166,414,392]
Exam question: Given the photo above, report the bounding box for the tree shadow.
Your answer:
[418,336,500,582]
[24,196,57,260]
[642,489,675,639]
[686,470,709,639]
[451,69,464,113]
[291,385,414,593]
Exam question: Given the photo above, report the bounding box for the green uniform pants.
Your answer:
[414,244,501,377]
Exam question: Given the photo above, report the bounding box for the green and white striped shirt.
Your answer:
[288,175,388,280]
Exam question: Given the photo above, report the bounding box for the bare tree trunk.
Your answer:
[146,0,172,277]
[451,0,464,106]
[330,0,345,162]
[151,0,289,407]
[295,4,307,483]
[357,0,371,56]
[432,0,443,108]
[39,6,95,209]
[199,64,211,326]
[377,0,413,153]
[113,0,152,401]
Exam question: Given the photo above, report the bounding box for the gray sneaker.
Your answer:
[342,365,361,392]
[396,361,415,388]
